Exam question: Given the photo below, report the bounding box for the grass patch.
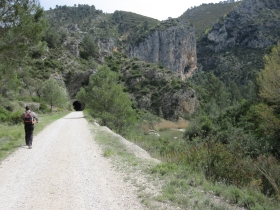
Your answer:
[0,111,70,161]
[158,129,184,140]
[103,149,114,157]
[93,128,137,163]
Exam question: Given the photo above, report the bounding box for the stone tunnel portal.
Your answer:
[73,101,83,111]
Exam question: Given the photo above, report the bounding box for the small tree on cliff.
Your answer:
[79,35,99,60]
[77,65,136,132]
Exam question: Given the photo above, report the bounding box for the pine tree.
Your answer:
[79,35,99,60]
[41,78,69,112]
[77,65,136,132]
[0,0,48,61]
[258,42,280,105]
[256,42,280,157]
[0,0,48,95]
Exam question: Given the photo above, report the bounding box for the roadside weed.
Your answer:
[103,149,114,157]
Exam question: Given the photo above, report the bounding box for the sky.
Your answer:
[39,0,224,21]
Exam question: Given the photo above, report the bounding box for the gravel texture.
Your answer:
[0,112,146,210]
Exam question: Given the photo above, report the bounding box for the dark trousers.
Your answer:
[25,125,34,146]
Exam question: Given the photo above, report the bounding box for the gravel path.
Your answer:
[0,112,146,210]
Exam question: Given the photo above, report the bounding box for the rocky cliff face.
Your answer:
[119,59,198,120]
[196,0,280,85]
[61,25,117,60]
[128,27,197,80]
[62,37,80,57]
[64,69,97,98]
[157,84,197,120]
[205,0,280,52]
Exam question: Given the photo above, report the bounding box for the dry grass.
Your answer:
[178,118,190,128]
[141,118,189,133]
[154,120,177,130]
[155,118,189,131]
[141,124,150,134]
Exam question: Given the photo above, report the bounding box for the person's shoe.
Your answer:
[28,146,32,149]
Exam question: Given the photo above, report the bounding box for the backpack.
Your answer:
[24,112,34,125]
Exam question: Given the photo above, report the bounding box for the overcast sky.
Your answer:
[39,0,224,21]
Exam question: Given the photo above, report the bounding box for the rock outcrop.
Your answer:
[157,84,197,120]
[120,60,198,120]
[128,27,197,80]
[64,69,97,98]
[97,38,116,54]
[196,0,280,85]
[62,37,80,57]
[204,0,280,52]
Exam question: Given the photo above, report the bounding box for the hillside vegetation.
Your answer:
[180,1,241,40]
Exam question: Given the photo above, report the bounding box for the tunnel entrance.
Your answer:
[73,101,83,111]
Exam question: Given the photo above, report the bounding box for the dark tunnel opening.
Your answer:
[73,101,83,111]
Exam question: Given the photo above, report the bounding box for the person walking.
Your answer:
[22,106,39,149]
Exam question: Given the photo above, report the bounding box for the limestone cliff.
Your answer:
[128,27,197,80]
[204,0,280,52]
[197,0,280,85]
[117,58,198,120]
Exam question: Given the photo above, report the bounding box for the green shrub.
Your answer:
[200,116,213,136]
[255,155,280,198]
[0,108,23,124]
[8,111,23,124]
[139,88,149,94]
[204,142,253,186]
[130,74,142,78]
[16,95,33,102]
[0,106,9,122]
[39,103,51,113]
[44,60,59,68]
[132,64,139,70]
[150,163,178,176]
[0,97,13,111]
[184,119,202,140]
[228,187,244,204]
[158,64,164,69]
[184,116,214,140]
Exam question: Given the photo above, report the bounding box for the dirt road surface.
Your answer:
[0,112,146,210]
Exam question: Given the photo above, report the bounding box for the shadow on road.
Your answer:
[62,117,85,120]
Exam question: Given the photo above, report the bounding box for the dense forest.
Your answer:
[0,0,279,209]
